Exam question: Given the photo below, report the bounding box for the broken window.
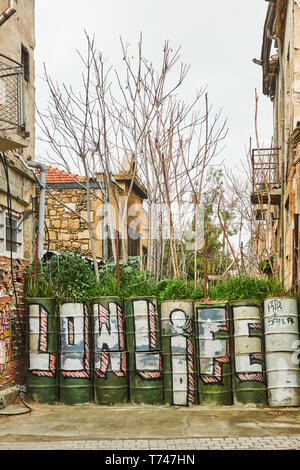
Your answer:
[21,44,30,82]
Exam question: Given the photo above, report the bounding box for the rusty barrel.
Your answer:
[230,301,267,405]
[160,300,197,407]
[194,302,232,405]
[92,297,128,405]
[59,303,93,405]
[125,297,163,405]
[25,298,59,404]
[264,296,300,407]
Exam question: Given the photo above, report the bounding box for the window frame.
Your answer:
[0,209,24,259]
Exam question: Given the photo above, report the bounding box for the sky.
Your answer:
[34,0,274,177]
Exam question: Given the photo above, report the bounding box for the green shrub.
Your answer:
[208,275,292,304]
[25,252,98,303]
[25,252,292,305]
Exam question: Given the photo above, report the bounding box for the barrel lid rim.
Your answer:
[264,295,297,300]
[25,297,56,300]
[91,296,122,300]
[124,296,157,300]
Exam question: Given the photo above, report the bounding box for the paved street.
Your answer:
[0,436,300,450]
[1,402,300,451]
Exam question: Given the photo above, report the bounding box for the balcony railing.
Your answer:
[251,147,280,191]
[250,147,281,205]
[0,53,24,131]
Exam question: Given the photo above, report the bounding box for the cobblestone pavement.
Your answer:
[0,436,300,450]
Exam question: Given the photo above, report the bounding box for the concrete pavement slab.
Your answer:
[0,402,300,445]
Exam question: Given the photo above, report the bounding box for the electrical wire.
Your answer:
[0,390,31,416]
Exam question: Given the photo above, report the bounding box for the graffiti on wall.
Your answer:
[28,304,56,377]
[169,309,195,406]
[60,304,90,379]
[232,306,265,383]
[0,303,10,377]
[93,302,126,378]
[132,299,161,380]
[196,306,230,385]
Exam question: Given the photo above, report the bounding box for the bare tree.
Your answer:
[37,32,228,283]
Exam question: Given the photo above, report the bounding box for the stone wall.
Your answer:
[45,188,97,258]
[44,184,149,261]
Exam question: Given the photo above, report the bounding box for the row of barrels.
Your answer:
[25,296,300,407]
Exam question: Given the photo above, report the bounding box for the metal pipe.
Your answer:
[26,161,46,259]
[277,38,285,286]
[0,0,17,27]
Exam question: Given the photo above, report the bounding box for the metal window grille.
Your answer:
[0,54,24,131]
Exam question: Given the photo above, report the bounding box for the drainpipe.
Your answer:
[26,161,46,260]
[0,0,17,27]
[277,38,285,286]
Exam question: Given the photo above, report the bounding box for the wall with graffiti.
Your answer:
[26,296,300,407]
[0,303,11,379]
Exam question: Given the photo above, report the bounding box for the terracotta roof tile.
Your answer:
[36,166,80,183]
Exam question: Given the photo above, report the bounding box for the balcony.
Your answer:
[250,147,281,205]
[0,53,26,151]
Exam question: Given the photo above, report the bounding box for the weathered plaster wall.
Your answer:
[0,0,35,159]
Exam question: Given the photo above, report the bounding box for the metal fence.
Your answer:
[0,54,24,131]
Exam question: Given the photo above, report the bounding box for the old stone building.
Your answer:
[0,0,37,406]
[251,0,300,290]
[44,164,149,264]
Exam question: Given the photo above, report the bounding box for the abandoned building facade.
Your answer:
[0,0,38,405]
[251,0,300,291]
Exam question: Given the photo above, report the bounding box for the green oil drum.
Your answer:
[160,300,197,407]
[25,298,59,404]
[194,302,232,405]
[92,297,128,405]
[125,297,163,405]
[59,303,93,405]
[230,301,267,405]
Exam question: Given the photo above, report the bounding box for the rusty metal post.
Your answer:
[116,231,120,290]
[204,232,208,300]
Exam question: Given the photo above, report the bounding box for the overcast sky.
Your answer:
[34,0,273,176]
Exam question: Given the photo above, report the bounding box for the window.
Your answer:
[142,246,148,269]
[127,226,140,257]
[0,209,23,258]
[21,44,30,82]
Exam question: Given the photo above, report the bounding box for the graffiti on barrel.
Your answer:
[232,305,265,383]
[196,306,230,385]
[23,297,300,407]
[0,303,10,377]
[132,299,161,380]
[93,301,126,378]
[28,303,56,377]
[60,303,90,378]
[169,309,195,406]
